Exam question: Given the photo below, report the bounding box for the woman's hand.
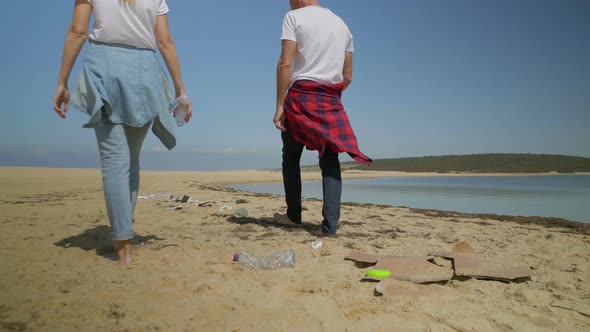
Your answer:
[183,100,192,123]
[53,85,70,119]
[175,91,192,123]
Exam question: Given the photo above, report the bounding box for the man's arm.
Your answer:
[342,52,353,90]
[273,40,297,131]
[276,40,296,108]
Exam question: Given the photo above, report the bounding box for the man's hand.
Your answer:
[273,105,286,132]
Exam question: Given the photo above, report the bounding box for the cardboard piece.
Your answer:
[345,251,432,264]
[433,242,533,281]
[375,279,433,297]
[367,257,453,283]
[345,251,453,284]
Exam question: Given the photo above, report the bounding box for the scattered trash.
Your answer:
[138,193,173,200]
[198,200,216,207]
[310,240,323,249]
[166,206,183,211]
[233,249,295,269]
[375,279,433,298]
[216,206,248,218]
[430,242,533,281]
[219,205,233,212]
[169,194,191,203]
[345,241,533,288]
[345,251,452,283]
[366,269,391,278]
[233,207,248,218]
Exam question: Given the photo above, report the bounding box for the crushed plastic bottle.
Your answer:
[217,206,248,218]
[233,249,295,269]
[233,207,248,218]
[174,95,191,127]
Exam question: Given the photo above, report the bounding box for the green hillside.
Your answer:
[338,154,590,173]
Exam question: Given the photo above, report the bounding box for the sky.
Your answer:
[0,0,589,171]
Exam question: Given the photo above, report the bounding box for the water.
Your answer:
[228,175,590,223]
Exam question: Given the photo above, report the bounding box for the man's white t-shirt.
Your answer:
[86,0,169,50]
[281,6,354,85]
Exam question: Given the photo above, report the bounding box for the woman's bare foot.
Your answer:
[113,240,132,268]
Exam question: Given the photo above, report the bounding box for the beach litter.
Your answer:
[166,206,183,211]
[216,206,248,218]
[345,251,453,283]
[430,242,534,281]
[345,242,533,297]
[219,205,233,212]
[138,193,173,200]
[310,240,323,249]
[375,279,434,298]
[198,200,216,207]
[233,249,295,269]
[366,269,391,278]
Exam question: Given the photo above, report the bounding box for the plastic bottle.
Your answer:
[233,207,248,218]
[217,206,248,218]
[233,249,295,269]
[174,95,191,127]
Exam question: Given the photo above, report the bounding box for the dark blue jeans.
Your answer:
[281,129,342,235]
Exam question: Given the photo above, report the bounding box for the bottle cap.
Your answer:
[233,254,240,262]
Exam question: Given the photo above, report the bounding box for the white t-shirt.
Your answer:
[86,0,169,50]
[281,6,354,85]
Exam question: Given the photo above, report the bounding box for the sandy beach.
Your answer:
[1,167,589,331]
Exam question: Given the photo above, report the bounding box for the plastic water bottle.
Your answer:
[217,206,248,218]
[233,207,248,218]
[174,95,191,127]
[233,249,295,269]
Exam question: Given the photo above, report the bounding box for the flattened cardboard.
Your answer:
[345,251,453,283]
[344,251,381,264]
[344,251,433,264]
[365,257,453,283]
[375,279,433,297]
[433,242,533,281]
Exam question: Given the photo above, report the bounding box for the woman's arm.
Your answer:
[53,0,92,118]
[155,14,186,98]
[155,14,191,122]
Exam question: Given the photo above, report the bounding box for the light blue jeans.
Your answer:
[94,121,150,241]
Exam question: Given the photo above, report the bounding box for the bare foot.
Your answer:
[273,213,302,227]
[113,240,132,268]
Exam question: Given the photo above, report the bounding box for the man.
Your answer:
[273,0,372,236]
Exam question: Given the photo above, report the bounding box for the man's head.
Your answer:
[289,0,320,10]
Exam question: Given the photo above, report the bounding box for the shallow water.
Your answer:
[229,175,590,223]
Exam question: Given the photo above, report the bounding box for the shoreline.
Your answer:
[1,166,588,230]
[221,186,590,235]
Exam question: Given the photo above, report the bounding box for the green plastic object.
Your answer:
[366,269,392,278]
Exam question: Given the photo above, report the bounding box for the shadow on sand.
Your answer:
[54,225,164,261]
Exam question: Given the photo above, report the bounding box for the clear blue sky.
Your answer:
[1,0,589,170]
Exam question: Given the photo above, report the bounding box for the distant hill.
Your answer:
[334,154,590,173]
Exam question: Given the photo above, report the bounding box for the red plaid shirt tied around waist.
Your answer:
[284,80,372,165]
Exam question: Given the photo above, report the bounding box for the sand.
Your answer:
[0,167,589,331]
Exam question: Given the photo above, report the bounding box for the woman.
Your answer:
[53,0,191,268]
